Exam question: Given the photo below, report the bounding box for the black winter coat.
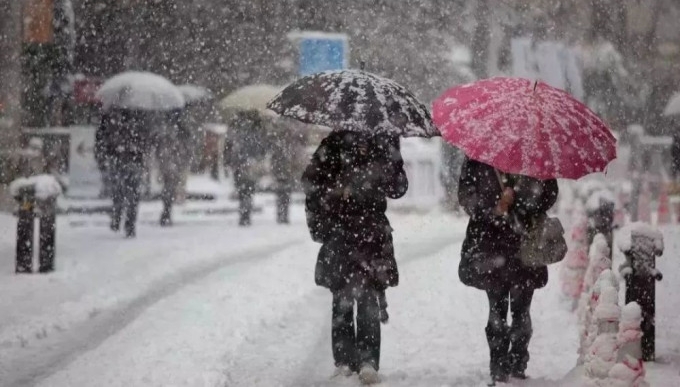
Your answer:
[302,131,408,291]
[95,109,151,168]
[458,158,558,291]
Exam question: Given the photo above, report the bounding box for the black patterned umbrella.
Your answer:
[266,70,439,138]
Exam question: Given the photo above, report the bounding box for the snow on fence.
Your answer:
[567,229,651,386]
[562,215,663,385]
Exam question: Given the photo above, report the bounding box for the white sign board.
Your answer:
[68,125,102,198]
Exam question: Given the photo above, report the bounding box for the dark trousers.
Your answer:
[234,169,255,226]
[161,173,180,222]
[275,188,290,223]
[111,163,143,232]
[332,286,381,371]
[485,285,534,377]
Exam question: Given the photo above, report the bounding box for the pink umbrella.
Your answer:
[433,77,617,180]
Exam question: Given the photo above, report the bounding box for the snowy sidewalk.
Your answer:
[3,206,678,386]
[0,206,308,385]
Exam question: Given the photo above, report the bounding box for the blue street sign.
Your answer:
[299,36,347,75]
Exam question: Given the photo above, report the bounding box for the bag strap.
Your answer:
[493,169,505,191]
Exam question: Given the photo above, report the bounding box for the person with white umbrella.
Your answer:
[95,71,185,237]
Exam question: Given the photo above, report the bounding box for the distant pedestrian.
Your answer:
[302,131,407,384]
[226,110,267,226]
[458,157,558,384]
[671,131,680,186]
[268,118,307,224]
[155,109,191,226]
[98,108,151,238]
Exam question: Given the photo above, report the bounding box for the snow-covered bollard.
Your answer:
[584,285,621,380]
[578,270,617,364]
[560,211,590,305]
[579,270,619,361]
[616,303,643,363]
[584,234,612,293]
[10,178,36,273]
[9,174,63,274]
[608,357,649,387]
[617,223,664,361]
[608,303,648,387]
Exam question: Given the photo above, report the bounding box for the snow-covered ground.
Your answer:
[1,198,678,386]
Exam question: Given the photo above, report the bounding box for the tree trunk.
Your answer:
[471,0,490,79]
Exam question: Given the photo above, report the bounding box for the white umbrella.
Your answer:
[96,71,185,111]
[219,84,283,112]
[663,93,680,116]
[177,84,213,104]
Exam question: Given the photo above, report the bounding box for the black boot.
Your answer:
[160,210,172,227]
[486,325,510,383]
[377,290,389,324]
[124,221,136,238]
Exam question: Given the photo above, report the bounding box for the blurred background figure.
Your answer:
[154,109,191,226]
[97,108,151,238]
[225,110,267,226]
[177,84,215,199]
[94,122,113,199]
[671,123,680,189]
[267,116,308,224]
[440,142,465,213]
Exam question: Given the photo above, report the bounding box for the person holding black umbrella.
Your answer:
[302,131,407,383]
[269,69,439,384]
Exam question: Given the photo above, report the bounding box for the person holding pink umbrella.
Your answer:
[433,77,617,385]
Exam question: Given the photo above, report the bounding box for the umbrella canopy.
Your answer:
[177,84,213,104]
[433,77,616,180]
[220,84,283,112]
[96,71,185,111]
[267,69,439,138]
[663,93,680,116]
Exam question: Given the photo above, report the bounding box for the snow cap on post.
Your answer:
[616,222,664,255]
[621,302,642,327]
[9,174,63,200]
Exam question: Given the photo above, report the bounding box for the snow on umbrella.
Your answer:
[663,92,680,116]
[266,69,439,138]
[96,71,185,111]
[177,84,213,104]
[220,84,283,112]
[433,77,617,180]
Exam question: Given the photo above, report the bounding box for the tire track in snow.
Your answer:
[220,232,464,387]
[3,238,306,387]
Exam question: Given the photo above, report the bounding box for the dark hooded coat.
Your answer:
[95,108,151,168]
[302,131,408,291]
[458,158,559,291]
